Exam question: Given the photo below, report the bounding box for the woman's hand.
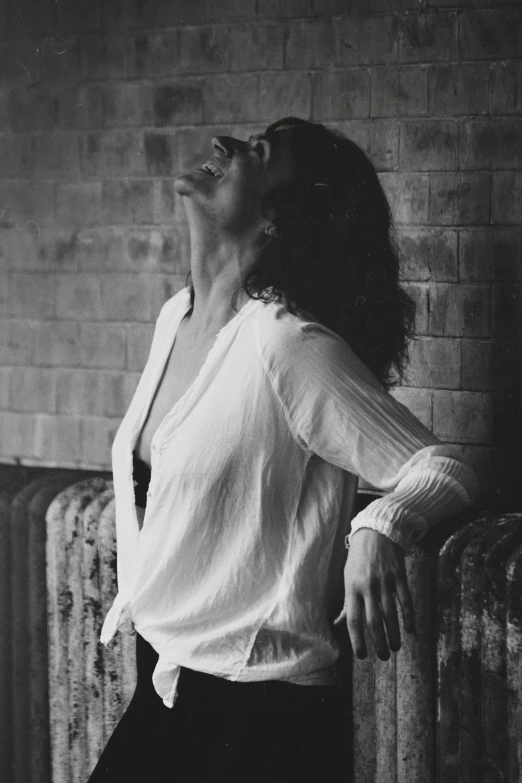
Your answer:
[334,528,415,660]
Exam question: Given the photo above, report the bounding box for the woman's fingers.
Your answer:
[344,592,367,659]
[379,589,401,652]
[364,591,390,660]
[394,575,416,635]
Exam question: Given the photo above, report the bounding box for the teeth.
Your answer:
[201,162,223,178]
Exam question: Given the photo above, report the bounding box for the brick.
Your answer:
[405,337,461,389]
[490,60,522,115]
[491,284,522,339]
[74,227,127,271]
[312,71,370,121]
[203,74,259,123]
[5,0,53,39]
[33,321,81,367]
[3,227,46,271]
[495,395,522,450]
[0,231,9,272]
[126,323,155,370]
[34,36,80,84]
[332,119,397,172]
[402,282,429,334]
[101,181,152,226]
[152,180,177,224]
[79,322,126,369]
[459,229,521,281]
[9,87,56,131]
[204,0,258,21]
[36,229,81,272]
[429,283,489,337]
[11,273,55,318]
[102,82,153,127]
[0,89,9,129]
[285,19,338,69]
[80,131,146,178]
[103,371,140,417]
[0,181,55,225]
[102,0,141,29]
[153,80,204,126]
[371,66,428,117]
[56,182,102,227]
[179,24,284,73]
[429,173,491,225]
[492,172,522,225]
[192,23,284,73]
[33,132,80,177]
[138,0,205,26]
[81,34,130,79]
[378,173,430,224]
[398,228,457,282]
[399,120,457,171]
[134,32,180,78]
[149,273,189,315]
[79,417,120,467]
[0,273,10,318]
[262,0,312,15]
[34,414,81,463]
[100,274,152,321]
[125,228,187,273]
[388,386,433,429]
[0,132,32,177]
[258,72,312,123]
[460,119,522,170]
[433,390,493,444]
[55,274,103,320]
[54,0,102,35]
[0,367,10,409]
[429,64,489,117]
[338,15,399,66]
[462,340,522,393]
[56,84,104,129]
[399,11,458,63]
[56,368,105,416]
[139,0,257,26]
[10,367,56,412]
[0,320,36,364]
[143,132,177,176]
[0,412,35,459]
[459,10,521,61]
[370,0,424,9]
[1,39,39,88]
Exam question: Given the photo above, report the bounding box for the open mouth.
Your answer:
[199,160,224,178]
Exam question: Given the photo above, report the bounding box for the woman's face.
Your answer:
[174,131,296,235]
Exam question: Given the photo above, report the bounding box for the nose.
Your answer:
[212,136,241,157]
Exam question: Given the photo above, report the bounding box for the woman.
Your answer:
[88,118,479,781]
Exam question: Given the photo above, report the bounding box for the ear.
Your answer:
[263,223,280,239]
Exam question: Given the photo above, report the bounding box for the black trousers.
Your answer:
[87,633,352,782]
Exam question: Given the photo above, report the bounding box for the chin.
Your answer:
[173,174,196,196]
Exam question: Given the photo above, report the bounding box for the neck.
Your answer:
[184,206,265,333]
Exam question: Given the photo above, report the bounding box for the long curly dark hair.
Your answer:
[187,117,415,390]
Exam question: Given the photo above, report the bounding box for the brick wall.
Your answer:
[0,0,520,509]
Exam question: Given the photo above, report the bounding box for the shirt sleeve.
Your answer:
[257,308,481,551]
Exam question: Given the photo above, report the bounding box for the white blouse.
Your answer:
[100,287,480,708]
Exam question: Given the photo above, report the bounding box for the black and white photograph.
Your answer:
[0,0,521,781]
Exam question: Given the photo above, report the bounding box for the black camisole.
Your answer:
[132,451,151,510]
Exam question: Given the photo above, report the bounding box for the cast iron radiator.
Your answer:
[0,466,521,782]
